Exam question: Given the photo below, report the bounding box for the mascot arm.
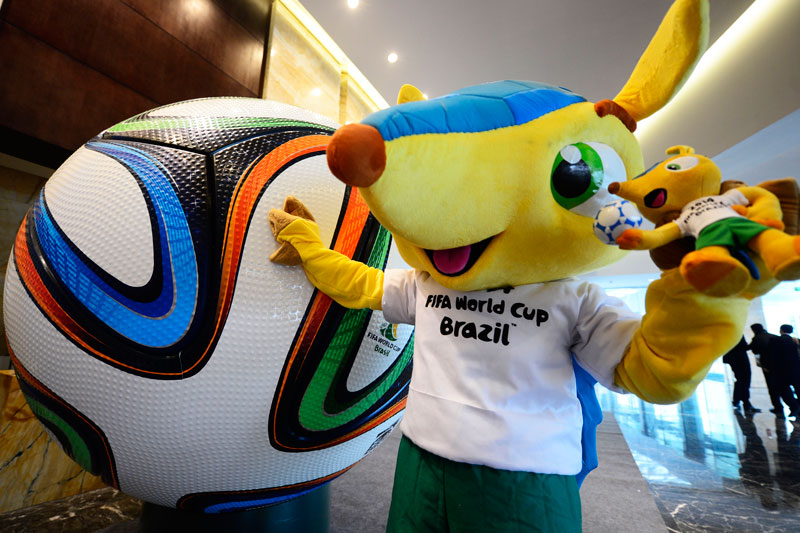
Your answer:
[613,269,749,403]
[617,223,682,250]
[270,212,384,311]
[737,186,785,228]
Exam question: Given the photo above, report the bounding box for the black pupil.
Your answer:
[668,164,680,170]
[553,160,591,198]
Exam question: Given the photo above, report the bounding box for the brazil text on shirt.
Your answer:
[425,292,551,346]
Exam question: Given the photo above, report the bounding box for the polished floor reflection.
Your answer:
[598,359,800,532]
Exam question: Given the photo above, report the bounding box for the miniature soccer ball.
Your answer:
[593,199,643,245]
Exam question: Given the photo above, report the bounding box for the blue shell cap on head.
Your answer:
[362,81,586,141]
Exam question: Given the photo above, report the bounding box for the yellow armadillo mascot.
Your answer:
[610,145,800,296]
[269,1,775,530]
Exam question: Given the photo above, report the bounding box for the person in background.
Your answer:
[776,325,800,405]
[723,336,761,414]
[749,323,800,419]
[779,324,800,348]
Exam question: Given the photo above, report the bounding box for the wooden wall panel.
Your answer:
[212,0,271,43]
[122,0,266,94]
[0,22,158,153]
[4,0,258,105]
[0,0,269,165]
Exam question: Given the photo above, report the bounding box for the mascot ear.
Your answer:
[612,0,709,122]
[397,84,425,104]
[666,145,695,156]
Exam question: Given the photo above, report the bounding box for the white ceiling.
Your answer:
[300,0,751,105]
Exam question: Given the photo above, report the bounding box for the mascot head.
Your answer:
[608,145,723,224]
[327,0,709,291]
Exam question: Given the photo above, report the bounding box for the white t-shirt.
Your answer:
[674,189,748,238]
[381,269,640,475]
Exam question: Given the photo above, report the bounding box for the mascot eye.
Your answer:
[550,142,626,217]
[665,156,699,172]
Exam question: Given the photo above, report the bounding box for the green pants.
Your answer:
[695,217,768,250]
[387,436,582,532]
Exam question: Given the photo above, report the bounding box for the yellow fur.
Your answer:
[615,269,749,404]
[397,84,425,104]
[613,149,721,225]
[613,0,709,121]
[277,217,385,310]
[361,103,640,290]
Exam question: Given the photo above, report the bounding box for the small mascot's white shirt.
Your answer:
[381,269,639,475]
[674,188,748,238]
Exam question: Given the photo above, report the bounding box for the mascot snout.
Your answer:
[327,123,386,188]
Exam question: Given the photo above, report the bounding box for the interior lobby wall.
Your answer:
[262,0,387,124]
[265,0,341,120]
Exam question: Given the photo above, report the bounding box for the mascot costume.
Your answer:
[268,0,793,530]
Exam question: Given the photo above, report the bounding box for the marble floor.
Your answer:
[4,356,799,532]
[598,359,800,533]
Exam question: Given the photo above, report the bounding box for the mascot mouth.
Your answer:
[425,237,494,277]
[644,188,667,208]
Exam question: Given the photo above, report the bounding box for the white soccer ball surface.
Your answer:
[592,199,644,245]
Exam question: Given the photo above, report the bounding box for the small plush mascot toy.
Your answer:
[268,0,779,530]
[610,145,800,296]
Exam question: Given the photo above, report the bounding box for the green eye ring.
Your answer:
[667,163,681,171]
[550,143,605,210]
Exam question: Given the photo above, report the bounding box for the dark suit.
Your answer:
[722,337,752,408]
[773,334,800,402]
[750,331,799,415]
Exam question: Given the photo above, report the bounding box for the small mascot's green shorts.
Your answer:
[695,217,768,250]
[386,436,582,532]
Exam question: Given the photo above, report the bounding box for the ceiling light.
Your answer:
[311,87,322,97]
[422,93,429,100]
[387,52,398,64]
[347,0,359,8]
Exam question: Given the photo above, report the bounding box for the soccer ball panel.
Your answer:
[44,147,155,287]
[592,199,643,245]
[103,97,340,154]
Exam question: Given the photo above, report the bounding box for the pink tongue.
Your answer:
[432,246,471,274]
[653,190,666,208]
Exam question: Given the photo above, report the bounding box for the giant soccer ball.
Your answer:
[3,98,413,512]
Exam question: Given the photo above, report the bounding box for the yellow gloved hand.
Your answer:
[615,263,778,404]
[269,197,384,310]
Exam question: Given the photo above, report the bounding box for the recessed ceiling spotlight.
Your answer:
[347,0,359,9]
[311,87,322,97]
[387,52,398,64]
